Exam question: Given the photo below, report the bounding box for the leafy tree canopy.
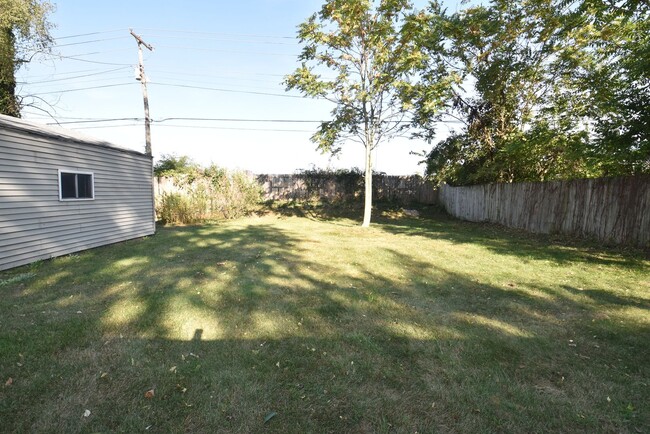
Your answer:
[0,0,54,116]
[153,154,199,177]
[418,0,649,186]
[285,0,453,225]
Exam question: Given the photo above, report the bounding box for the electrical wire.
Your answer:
[17,66,125,79]
[142,33,298,46]
[35,83,136,95]
[151,69,287,79]
[154,124,313,132]
[157,117,321,123]
[17,67,131,85]
[72,123,313,133]
[138,27,294,40]
[150,82,305,99]
[39,53,132,66]
[151,43,298,57]
[49,117,324,125]
[45,48,132,59]
[27,80,301,98]
[147,75,285,92]
[54,36,131,47]
[54,29,126,40]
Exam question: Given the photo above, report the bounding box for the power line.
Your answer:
[55,36,131,47]
[142,33,298,46]
[24,77,133,90]
[150,82,304,99]
[47,118,142,125]
[154,124,314,132]
[48,48,132,59]
[48,117,324,125]
[18,67,131,85]
[25,80,300,98]
[39,54,132,66]
[138,27,294,40]
[152,43,298,57]
[151,69,287,79]
[72,123,313,133]
[158,117,322,123]
[72,123,141,130]
[148,75,285,92]
[54,29,125,40]
[17,66,125,79]
[36,83,136,95]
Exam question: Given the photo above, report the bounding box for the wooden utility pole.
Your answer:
[130,29,154,155]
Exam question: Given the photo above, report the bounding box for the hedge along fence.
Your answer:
[154,169,262,224]
[439,175,650,247]
[256,171,438,205]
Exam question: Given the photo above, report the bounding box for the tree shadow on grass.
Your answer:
[0,217,648,433]
[375,210,649,270]
[266,200,649,269]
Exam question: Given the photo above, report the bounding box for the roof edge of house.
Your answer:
[0,114,152,160]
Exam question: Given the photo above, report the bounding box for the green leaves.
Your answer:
[0,0,54,116]
[286,0,454,225]
[285,0,449,152]
[419,0,650,185]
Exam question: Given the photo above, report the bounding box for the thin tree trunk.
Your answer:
[361,143,372,227]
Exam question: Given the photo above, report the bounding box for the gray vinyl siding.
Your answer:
[0,124,154,271]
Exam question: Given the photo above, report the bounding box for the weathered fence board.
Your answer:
[439,176,650,247]
[256,174,438,204]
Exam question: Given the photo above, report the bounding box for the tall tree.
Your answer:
[419,0,594,185]
[285,0,452,226]
[0,0,53,117]
[418,0,649,186]
[561,0,650,175]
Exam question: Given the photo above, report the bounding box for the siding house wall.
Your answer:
[0,115,155,271]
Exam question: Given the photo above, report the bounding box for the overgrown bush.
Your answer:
[295,167,389,201]
[157,192,205,225]
[155,158,262,224]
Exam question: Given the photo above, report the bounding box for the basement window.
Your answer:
[58,170,94,200]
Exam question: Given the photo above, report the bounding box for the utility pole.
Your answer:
[130,29,154,155]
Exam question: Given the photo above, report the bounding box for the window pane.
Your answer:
[60,173,76,198]
[77,174,93,198]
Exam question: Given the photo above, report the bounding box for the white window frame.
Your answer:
[58,169,95,201]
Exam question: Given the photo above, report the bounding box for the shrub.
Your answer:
[155,164,262,225]
[157,192,204,225]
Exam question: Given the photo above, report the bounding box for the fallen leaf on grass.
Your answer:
[264,412,277,423]
[169,366,177,373]
[100,372,108,379]
[5,377,13,386]
[144,389,155,399]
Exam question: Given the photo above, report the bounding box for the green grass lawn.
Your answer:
[0,207,648,433]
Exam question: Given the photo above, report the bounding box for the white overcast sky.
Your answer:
[17,0,462,175]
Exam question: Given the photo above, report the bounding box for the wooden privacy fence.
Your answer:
[256,174,438,204]
[439,176,650,247]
